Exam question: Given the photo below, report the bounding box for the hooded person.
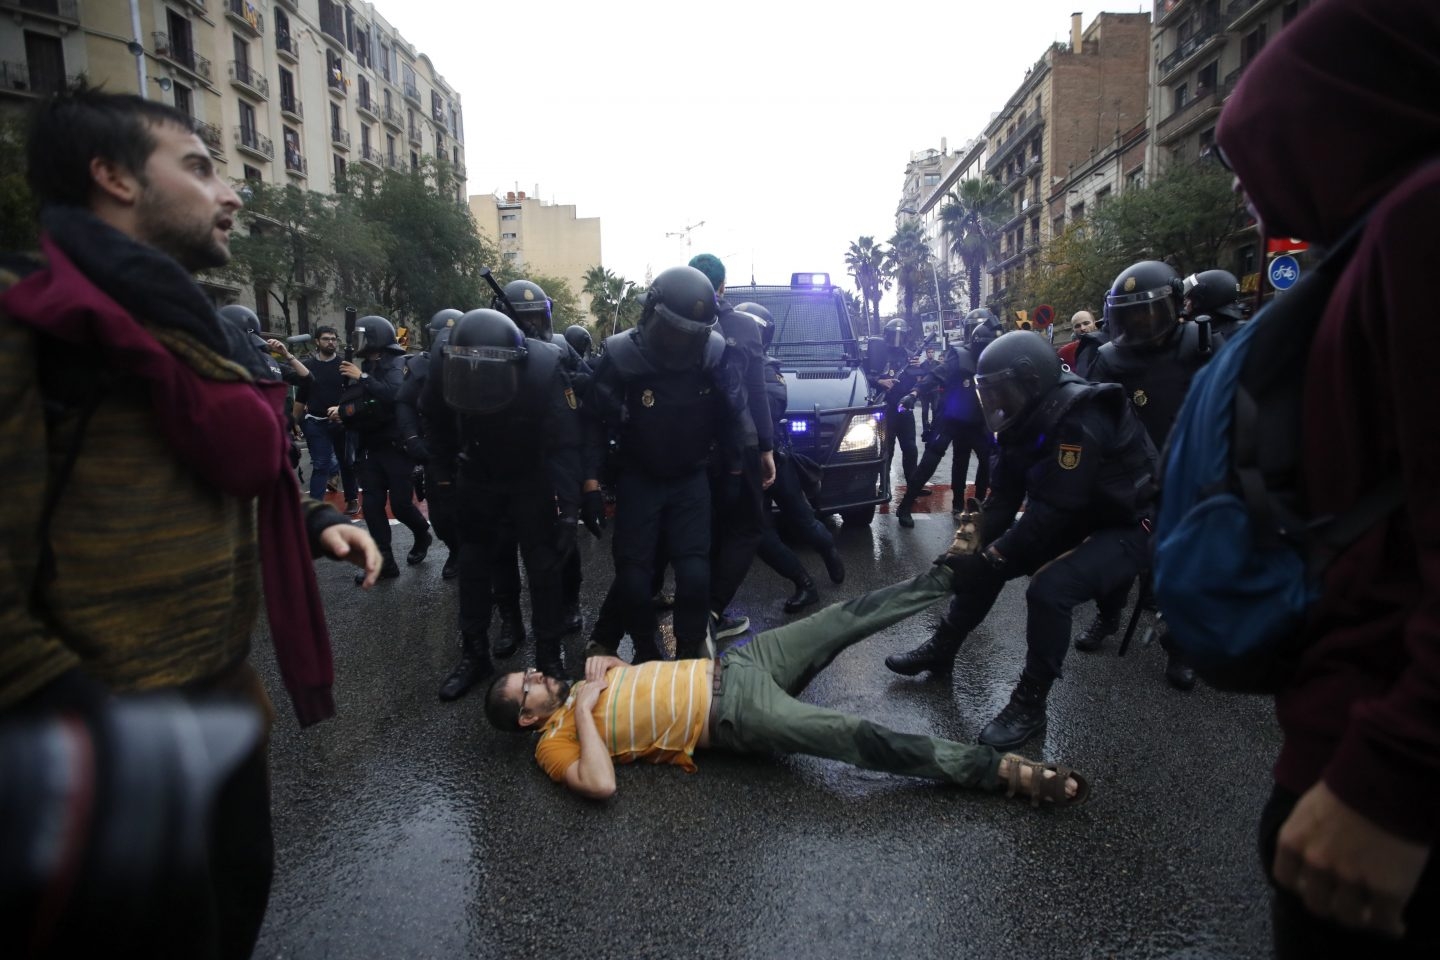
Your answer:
[1215,1,1440,952]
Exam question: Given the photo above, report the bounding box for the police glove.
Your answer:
[404,435,431,463]
[581,489,606,538]
[944,499,984,558]
[554,517,578,560]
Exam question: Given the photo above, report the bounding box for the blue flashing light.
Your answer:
[789,272,831,288]
[788,419,809,434]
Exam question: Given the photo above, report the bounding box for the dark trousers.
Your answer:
[1260,785,1440,958]
[456,474,566,659]
[612,468,711,659]
[493,522,582,608]
[300,417,357,502]
[756,452,834,584]
[911,419,992,500]
[355,441,427,552]
[709,450,766,615]
[426,466,459,551]
[884,403,918,482]
[945,525,1147,683]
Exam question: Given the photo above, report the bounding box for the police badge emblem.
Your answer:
[1132,389,1149,407]
[1058,443,1082,470]
[641,388,655,408]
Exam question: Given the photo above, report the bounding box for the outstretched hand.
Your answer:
[320,523,382,588]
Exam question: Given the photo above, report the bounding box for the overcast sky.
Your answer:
[380,1,1154,294]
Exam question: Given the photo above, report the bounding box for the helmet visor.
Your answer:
[509,304,552,340]
[974,368,1030,435]
[442,344,522,414]
[645,304,714,372]
[1104,290,1178,347]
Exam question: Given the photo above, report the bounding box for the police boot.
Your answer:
[885,619,964,677]
[977,673,1051,751]
[821,545,846,585]
[437,634,495,702]
[406,526,432,565]
[895,493,916,529]
[1161,632,1197,691]
[491,601,526,660]
[535,636,566,681]
[441,549,460,580]
[358,548,401,584]
[1074,613,1120,653]
[783,574,820,614]
[562,600,583,635]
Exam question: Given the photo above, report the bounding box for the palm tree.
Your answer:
[884,220,933,326]
[844,236,888,337]
[939,177,1010,310]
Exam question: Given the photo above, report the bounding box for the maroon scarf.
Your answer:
[2,235,335,726]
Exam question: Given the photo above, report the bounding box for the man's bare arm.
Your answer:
[562,678,616,799]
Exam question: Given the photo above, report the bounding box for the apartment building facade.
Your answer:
[894,136,990,326]
[469,190,602,319]
[0,0,464,326]
[982,11,1151,305]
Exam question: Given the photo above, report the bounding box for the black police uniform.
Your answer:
[897,342,994,525]
[422,331,582,682]
[887,373,1157,749]
[754,355,844,610]
[869,345,922,483]
[346,348,430,571]
[707,297,773,622]
[1069,329,1110,379]
[585,326,746,660]
[491,333,592,643]
[394,340,460,574]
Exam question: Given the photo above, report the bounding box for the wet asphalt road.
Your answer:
[251,453,1282,959]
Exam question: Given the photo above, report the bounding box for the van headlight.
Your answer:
[837,414,879,455]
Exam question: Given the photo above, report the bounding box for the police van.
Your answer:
[724,272,889,526]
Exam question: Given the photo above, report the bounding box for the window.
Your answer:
[410,150,419,171]
[1282,1,1305,25]
[275,8,290,44]
[1197,61,1218,96]
[923,173,939,186]
[173,81,192,117]
[1126,167,1145,190]
[283,127,301,170]
[1095,185,1112,207]
[1236,243,1258,279]
[23,31,65,94]
[1070,201,1085,221]
[233,34,249,70]
[436,129,445,155]
[326,50,344,89]
[278,67,295,111]
[358,74,370,104]
[330,102,341,131]
[361,123,371,150]
[1053,214,1066,235]
[503,251,519,261]
[242,164,262,181]
[378,43,390,80]
[1174,83,1189,112]
[333,154,346,181]
[501,232,517,240]
[297,295,310,334]
[386,133,396,161]
[501,214,517,221]
[166,9,193,61]
[353,25,371,68]
[1241,25,1267,66]
[239,100,257,138]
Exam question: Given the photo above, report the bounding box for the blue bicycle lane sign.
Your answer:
[1269,254,1301,291]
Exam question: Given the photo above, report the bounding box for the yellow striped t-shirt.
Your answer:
[534,659,712,782]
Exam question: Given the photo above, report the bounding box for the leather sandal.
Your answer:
[999,754,1091,808]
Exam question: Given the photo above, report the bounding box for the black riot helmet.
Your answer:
[563,324,593,358]
[637,265,718,372]
[496,278,553,340]
[443,309,528,414]
[218,303,262,336]
[734,301,776,351]
[354,314,402,355]
[882,318,909,350]
[1182,269,1244,320]
[974,331,1063,435]
[429,307,464,336]
[1104,260,1183,348]
[965,308,1002,350]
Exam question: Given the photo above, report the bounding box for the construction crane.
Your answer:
[665,220,706,247]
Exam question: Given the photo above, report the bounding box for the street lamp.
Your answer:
[611,281,635,338]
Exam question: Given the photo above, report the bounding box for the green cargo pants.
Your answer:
[709,566,1002,789]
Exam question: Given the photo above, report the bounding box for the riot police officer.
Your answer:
[1182,268,1248,340]
[340,314,432,581]
[218,304,284,381]
[885,332,1157,751]
[564,324,594,360]
[1079,260,1221,690]
[741,302,846,612]
[869,318,922,485]
[422,309,584,698]
[584,265,748,661]
[395,307,463,579]
[895,308,1001,528]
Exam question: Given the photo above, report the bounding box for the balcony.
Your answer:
[331,127,351,150]
[1157,74,1235,146]
[359,143,382,168]
[223,0,263,36]
[319,12,346,49]
[195,120,223,154]
[275,29,298,62]
[284,149,307,177]
[280,94,302,122]
[0,59,78,96]
[327,71,347,98]
[153,33,212,83]
[385,153,402,171]
[1155,0,1189,26]
[453,161,465,180]
[402,80,420,106]
[0,0,80,24]
[985,110,1044,174]
[228,60,269,100]
[1158,17,1226,82]
[407,124,422,146]
[356,92,379,120]
[381,103,403,129]
[235,125,273,160]
[431,103,445,124]
[1225,0,1274,31]
[177,0,207,13]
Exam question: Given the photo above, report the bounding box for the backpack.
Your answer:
[1151,217,1402,693]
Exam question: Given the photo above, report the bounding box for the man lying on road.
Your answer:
[483,565,1088,807]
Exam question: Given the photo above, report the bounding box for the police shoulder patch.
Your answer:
[1132,388,1148,407]
[1058,443,1082,470]
[564,387,577,409]
[641,388,655,408]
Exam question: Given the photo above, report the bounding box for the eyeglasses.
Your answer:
[518,667,536,714]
